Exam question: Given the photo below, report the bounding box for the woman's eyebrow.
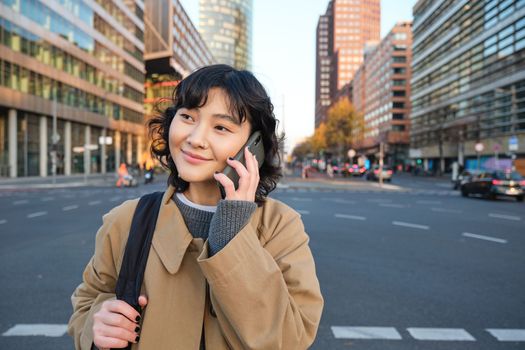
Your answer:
[212,113,240,125]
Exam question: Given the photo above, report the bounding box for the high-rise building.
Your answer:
[144,0,214,118]
[199,0,252,70]
[411,0,525,174]
[0,0,146,178]
[314,0,380,128]
[352,22,412,168]
[315,2,334,129]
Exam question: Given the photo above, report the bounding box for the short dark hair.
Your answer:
[148,64,282,205]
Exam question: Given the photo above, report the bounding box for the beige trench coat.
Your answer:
[68,186,323,349]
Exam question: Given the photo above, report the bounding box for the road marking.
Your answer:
[486,329,525,341]
[109,196,121,202]
[62,205,79,211]
[13,200,29,205]
[27,211,47,218]
[297,210,310,215]
[2,324,68,337]
[416,200,441,204]
[392,221,429,230]
[331,326,402,340]
[462,232,507,244]
[407,328,475,341]
[335,213,367,221]
[367,198,392,203]
[431,207,462,214]
[379,203,407,208]
[289,197,313,201]
[88,200,102,206]
[488,213,521,221]
[0,219,6,224]
[321,198,357,204]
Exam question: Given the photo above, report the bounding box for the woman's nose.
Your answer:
[186,127,208,148]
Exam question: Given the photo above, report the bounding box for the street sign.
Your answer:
[509,136,518,151]
[347,149,356,158]
[475,143,484,152]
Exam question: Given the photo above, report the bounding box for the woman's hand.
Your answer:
[92,295,148,349]
[214,147,260,202]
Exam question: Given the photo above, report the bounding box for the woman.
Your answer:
[68,64,324,349]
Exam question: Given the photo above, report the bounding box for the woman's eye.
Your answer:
[215,125,231,132]
[180,114,193,121]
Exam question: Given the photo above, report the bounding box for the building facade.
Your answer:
[411,0,525,174]
[144,0,214,119]
[353,22,412,168]
[314,0,380,128]
[0,0,146,178]
[199,0,252,70]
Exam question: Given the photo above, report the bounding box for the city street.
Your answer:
[0,174,524,349]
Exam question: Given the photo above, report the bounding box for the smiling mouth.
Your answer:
[181,150,212,161]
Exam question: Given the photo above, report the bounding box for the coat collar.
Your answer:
[151,186,194,274]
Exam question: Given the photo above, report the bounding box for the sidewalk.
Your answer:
[0,173,117,190]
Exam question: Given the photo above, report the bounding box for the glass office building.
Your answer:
[199,0,252,70]
[411,0,525,174]
[0,0,146,178]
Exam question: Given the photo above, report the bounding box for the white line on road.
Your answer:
[486,329,525,342]
[488,213,521,221]
[335,213,367,221]
[88,201,102,206]
[41,197,54,202]
[431,207,462,214]
[379,203,407,208]
[13,200,29,205]
[109,196,121,202]
[331,326,402,340]
[297,210,310,215]
[27,211,47,219]
[2,324,68,337]
[321,198,357,204]
[62,205,79,211]
[407,328,475,341]
[392,221,429,230]
[416,200,442,205]
[289,197,313,201]
[462,232,507,244]
[0,219,6,224]
[367,198,392,203]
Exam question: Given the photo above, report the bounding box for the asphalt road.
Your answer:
[0,174,523,349]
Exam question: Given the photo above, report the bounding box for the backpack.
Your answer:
[111,191,164,349]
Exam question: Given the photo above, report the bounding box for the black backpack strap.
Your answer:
[114,191,164,313]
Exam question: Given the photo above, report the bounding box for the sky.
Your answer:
[178,0,418,152]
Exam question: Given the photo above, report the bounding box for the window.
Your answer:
[393,102,405,109]
[393,113,405,120]
[393,90,406,97]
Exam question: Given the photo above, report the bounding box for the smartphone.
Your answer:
[217,131,265,199]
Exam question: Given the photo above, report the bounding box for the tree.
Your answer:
[325,97,358,157]
[311,122,327,153]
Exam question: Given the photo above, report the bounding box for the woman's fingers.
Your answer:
[213,172,236,198]
[93,334,132,349]
[105,300,141,323]
[97,323,138,343]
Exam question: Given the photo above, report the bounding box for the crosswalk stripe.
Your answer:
[488,213,521,221]
[407,328,475,341]
[462,232,507,244]
[392,221,429,230]
[486,329,525,341]
[335,213,366,221]
[27,211,47,218]
[2,324,68,337]
[331,326,402,340]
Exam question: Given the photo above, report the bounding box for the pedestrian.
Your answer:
[116,162,129,188]
[68,64,324,349]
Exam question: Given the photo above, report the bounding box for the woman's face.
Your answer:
[169,88,252,184]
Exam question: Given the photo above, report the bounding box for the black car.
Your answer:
[460,170,524,201]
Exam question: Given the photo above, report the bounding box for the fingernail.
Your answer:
[214,171,219,174]
[135,326,141,333]
[228,157,233,160]
[135,315,141,322]
[135,335,140,342]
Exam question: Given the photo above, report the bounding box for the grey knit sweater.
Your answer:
[172,193,257,256]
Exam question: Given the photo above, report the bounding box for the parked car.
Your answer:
[342,164,366,177]
[366,166,393,182]
[460,170,524,201]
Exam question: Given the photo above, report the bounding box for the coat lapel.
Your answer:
[152,186,193,274]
